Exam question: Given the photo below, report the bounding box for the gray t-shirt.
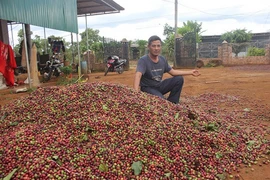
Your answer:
[136,55,172,87]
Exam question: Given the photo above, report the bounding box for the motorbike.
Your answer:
[104,56,126,76]
[39,53,63,81]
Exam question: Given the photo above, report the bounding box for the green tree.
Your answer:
[13,29,76,64]
[80,28,102,53]
[163,35,174,61]
[90,42,104,63]
[14,29,50,55]
[32,35,43,54]
[13,44,21,56]
[13,29,33,55]
[163,24,175,62]
[162,21,203,62]
[163,23,174,38]
[17,29,33,43]
[135,39,147,58]
[220,29,252,57]
[178,20,203,42]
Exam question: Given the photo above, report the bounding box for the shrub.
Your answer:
[60,66,73,76]
[247,47,265,56]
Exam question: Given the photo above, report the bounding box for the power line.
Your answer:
[87,1,269,29]
[179,3,269,18]
[7,24,19,33]
[162,0,269,18]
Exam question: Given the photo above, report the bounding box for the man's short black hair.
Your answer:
[148,35,161,45]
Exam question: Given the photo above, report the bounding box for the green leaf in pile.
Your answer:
[205,122,218,131]
[174,112,179,120]
[246,140,256,151]
[216,173,226,180]
[99,163,109,172]
[1,112,8,121]
[131,161,143,176]
[164,172,171,178]
[215,152,223,159]
[9,121,19,126]
[3,168,17,180]
[102,104,108,111]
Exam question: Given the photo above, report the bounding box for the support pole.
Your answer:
[23,24,32,88]
[10,24,14,49]
[85,15,89,51]
[77,34,81,78]
[174,0,178,67]
[25,24,32,62]
[44,27,47,54]
[85,15,90,73]
[71,33,74,63]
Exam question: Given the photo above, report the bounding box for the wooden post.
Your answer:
[30,44,40,87]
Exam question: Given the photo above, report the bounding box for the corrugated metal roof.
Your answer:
[0,0,78,33]
[77,0,124,16]
[0,0,124,33]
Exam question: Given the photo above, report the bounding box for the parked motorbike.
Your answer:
[40,53,63,81]
[104,56,126,76]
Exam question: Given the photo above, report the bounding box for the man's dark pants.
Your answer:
[141,76,184,104]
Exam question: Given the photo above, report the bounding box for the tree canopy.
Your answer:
[178,20,203,42]
[220,29,252,57]
[79,28,102,54]
[162,20,204,62]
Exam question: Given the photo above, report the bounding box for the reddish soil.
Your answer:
[0,63,269,180]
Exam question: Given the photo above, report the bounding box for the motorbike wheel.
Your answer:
[54,70,60,77]
[104,67,110,76]
[14,68,20,76]
[117,65,124,74]
[39,69,45,75]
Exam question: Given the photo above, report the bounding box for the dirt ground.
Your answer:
[0,63,269,179]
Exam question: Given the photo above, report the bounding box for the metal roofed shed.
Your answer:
[0,0,124,88]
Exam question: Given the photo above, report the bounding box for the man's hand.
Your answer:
[191,69,200,77]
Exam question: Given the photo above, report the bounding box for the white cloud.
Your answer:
[7,0,270,46]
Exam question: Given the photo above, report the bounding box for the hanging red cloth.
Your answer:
[0,41,7,74]
[0,41,17,86]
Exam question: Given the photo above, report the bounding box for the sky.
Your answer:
[7,0,270,46]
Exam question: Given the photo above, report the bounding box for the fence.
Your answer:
[197,39,270,58]
[83,39,270,73]
[82,38,129,73]
[198,41,270,66]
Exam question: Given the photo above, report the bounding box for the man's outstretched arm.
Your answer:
[168,68,200,77]
[134,72,142,92]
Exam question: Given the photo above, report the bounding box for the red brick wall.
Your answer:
[199,42,270,66]
[83,51,105,72]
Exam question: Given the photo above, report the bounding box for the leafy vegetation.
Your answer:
[247,47,265,56]
[60,66,73,76]
[134,39,148,58]
[220,29,252,57]
[162,21,203,62]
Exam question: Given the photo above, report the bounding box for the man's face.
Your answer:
[148,40,161,56]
